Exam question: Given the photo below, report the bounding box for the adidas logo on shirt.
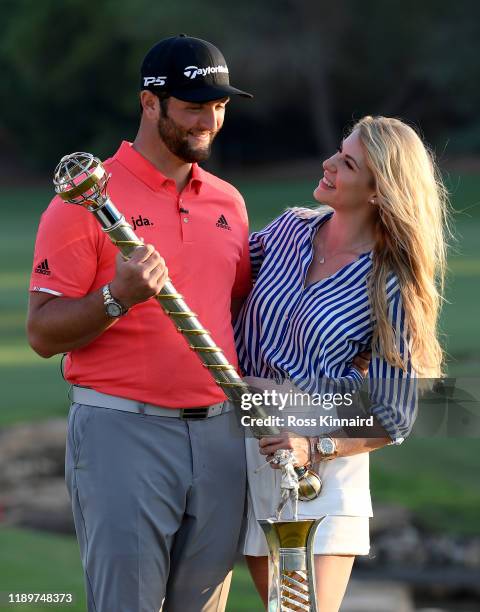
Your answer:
[34,259,51,276]
[216,214,231,231]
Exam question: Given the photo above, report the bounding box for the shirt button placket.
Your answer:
[178,197,193,242]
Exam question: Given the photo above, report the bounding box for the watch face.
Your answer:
[106,302,123,318]
[319,438,335,455]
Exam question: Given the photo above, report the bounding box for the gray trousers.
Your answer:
[65,402,246,612]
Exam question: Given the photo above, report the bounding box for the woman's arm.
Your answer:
[258,425,391,468]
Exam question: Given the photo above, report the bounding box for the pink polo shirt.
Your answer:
[30,141,251,408]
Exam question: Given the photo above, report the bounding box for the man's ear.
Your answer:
[139,90,159,119]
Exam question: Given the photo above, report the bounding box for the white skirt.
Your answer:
[242,377,373,556]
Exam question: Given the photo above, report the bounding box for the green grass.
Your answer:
[0,528,262,612]
[0,175,479,606]
[0,528,85,612]
[370,439,480,534]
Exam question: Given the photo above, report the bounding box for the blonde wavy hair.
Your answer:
[353,116,449,377]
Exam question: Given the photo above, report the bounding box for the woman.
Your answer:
[234,116,448,611]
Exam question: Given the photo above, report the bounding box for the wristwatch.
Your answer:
[102,284,128,318]
[316,436,338,460]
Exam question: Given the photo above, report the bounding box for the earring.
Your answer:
[369,198,376,204]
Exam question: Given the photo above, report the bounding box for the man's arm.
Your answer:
[28,290,115,358]
[27,245,168,358]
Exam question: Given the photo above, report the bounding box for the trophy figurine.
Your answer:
[275,449,300,520]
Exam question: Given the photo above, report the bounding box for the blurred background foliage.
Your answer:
[2,0,480,172]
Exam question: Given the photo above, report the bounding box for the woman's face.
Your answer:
[314,129,376,211]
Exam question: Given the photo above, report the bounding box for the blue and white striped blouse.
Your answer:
[234,208,417,443]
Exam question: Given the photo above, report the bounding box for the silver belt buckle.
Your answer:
[180,407,210,420]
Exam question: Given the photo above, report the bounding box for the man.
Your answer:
[27,34,253,612]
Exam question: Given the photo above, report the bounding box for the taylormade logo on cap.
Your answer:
[183,65,229,80]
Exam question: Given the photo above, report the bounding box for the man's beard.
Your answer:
[157,112,217,163]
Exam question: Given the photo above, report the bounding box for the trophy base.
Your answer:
[259,517,325,612]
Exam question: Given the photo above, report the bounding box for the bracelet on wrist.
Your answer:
[308,436,318,464]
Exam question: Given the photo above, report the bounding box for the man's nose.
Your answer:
[198,108,218,131]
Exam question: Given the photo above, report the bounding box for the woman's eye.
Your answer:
[337,149,353,169]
